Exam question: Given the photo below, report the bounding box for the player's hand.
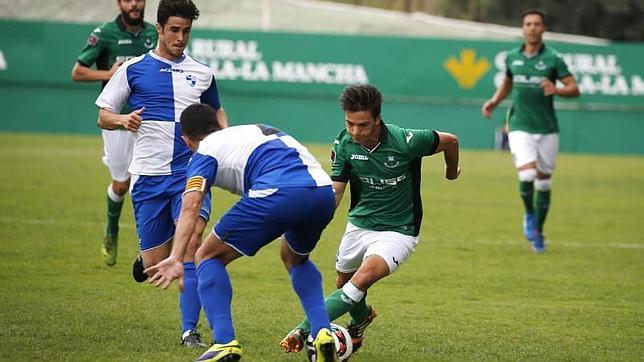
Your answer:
[541,79,556,96]
[445,165,461,180]
[481,100,495,119]
[122,107,144,132]
[108,60,124,78]
[145,257,185,291]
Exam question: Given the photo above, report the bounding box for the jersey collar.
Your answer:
[519,43,546,58]
[358,119,388,153]
[149,49,187,64]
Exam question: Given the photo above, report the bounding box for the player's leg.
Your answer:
[196,189,291,361]
[278,186,336,361]
[131,175,176,272]
[172,191,212,348]
[345,229,418,351]
[279,186,336,361]
[100,129,134,265]
[532,133,559,253]
[281,220,366,353]
[508,131,539,242]
[194,232,243,362]
[132,175,206,347]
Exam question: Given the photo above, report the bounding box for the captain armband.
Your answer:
[183,176,207,196]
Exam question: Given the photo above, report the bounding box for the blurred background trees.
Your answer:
[333,0,644,41]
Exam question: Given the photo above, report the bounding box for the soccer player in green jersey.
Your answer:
[71,0,157,267]
[280,84,460,355]
[481,9,580,253]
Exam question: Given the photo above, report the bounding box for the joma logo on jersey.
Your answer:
[118,39,133,45]
[360,174,406,186]
[160,67,185,73]
[351,154,368,160]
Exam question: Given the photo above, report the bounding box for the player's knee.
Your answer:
[283,255,308,271]
[194,247,210,266]
[518,168,537,182]
[111,181,129,196]
[534,178,552,191]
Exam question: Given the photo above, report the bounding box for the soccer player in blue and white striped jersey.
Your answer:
[145,103,339,362]
[95,0,227,348]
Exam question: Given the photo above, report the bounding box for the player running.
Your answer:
[280,84,460,355]
[72,0,157,266]
[482,9,580,252]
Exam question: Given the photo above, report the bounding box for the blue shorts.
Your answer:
[214,186,335,256]
[131,174,211,252]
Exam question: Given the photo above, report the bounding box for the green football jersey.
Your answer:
[76,16,157,89]
[504,44,572,134]
[331,122,439,236]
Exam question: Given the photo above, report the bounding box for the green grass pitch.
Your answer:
[0,132,643,361]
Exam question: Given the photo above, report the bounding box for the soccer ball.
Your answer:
[305,323,354,361]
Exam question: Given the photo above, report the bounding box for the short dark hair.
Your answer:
[521,9,545,25]
[180,103,221,140]
[339,84,383,119]
[157,0,199,27]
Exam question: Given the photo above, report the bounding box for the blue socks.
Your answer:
[289,260,330,338]
[197,259,235,344]
[180,262,201,333]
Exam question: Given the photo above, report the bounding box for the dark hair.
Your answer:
[157,0,199,27]
[521,9,545,25]
[339,84,383,119]
[180,103,221,140]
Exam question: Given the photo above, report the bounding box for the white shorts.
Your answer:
[508,131,559,174]
[102,129,134,182]
[335,222,419,275]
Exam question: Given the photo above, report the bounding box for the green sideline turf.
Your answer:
[0,133,642,361]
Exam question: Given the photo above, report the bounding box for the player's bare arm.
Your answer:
[482,76,513,118]
[98,107,144,131]
[71,61,123,82]
[332,181,347,208]
[215,107,229,128]
[145,190,204,290]
[541,75,580,98]
[434,132,460,180]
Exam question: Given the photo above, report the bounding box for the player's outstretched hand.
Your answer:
[145,257,185,291]
[445,166,461,180]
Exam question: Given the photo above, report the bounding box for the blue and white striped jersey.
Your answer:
[185,125,332,196]
[96,50,222,176]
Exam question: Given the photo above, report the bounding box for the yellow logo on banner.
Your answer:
[444,49,491,89]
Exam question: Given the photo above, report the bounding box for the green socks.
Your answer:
[106,195,124,236]
[348,294,370,325]
[519,181,535,213]
[297,288,358,331]
[535,190,551,233]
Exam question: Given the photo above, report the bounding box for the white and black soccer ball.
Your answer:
[305,323,354,361]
